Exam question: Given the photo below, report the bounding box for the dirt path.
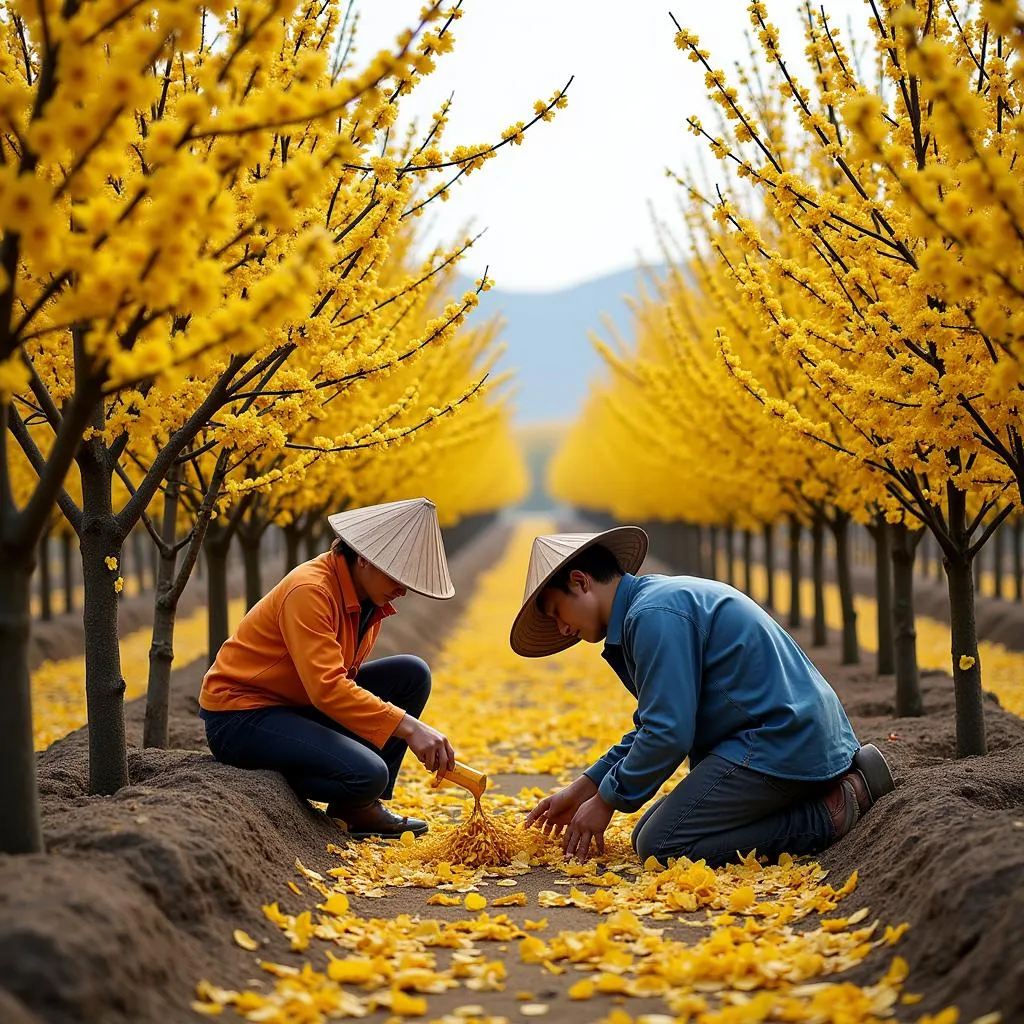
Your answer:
[3,517,1022,1024]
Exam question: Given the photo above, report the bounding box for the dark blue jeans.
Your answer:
[631,754,839,868]
[200,655,431,816]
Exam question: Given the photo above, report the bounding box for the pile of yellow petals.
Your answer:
[193,521,980,1024]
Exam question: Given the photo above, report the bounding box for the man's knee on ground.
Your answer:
[632,820,700,865]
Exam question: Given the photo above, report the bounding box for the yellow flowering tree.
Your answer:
[669,0,1023,755]
[1,0,567,854]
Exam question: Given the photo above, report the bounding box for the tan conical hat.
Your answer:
[509,527,648,658]
[327,498,455,600]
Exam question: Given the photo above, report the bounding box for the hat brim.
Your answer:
[509,526,648,658]
[326,517,456,600]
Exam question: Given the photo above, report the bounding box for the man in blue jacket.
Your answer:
[511,527,894,866]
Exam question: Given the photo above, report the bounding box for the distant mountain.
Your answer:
[458,266,667,425]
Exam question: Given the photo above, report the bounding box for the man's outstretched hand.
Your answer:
[526,776,615,860]
[525,775,597,838]
[562,793,614,862]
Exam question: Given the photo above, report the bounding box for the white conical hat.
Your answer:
[509,527,648,658]
[327,498,455,600]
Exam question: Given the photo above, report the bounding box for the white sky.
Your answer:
[355,0,866,292]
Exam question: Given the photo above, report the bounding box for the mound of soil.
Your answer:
[808,633,1024,1021]
[0,523,512,1024]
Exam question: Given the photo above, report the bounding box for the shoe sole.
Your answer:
[347,824,430,841]
[852,743,895,803]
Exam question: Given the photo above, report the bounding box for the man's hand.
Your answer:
[563,793,615,862]
[525,775,598,839]
[394,715,456,776]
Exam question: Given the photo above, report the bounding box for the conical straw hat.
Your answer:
[509,527,648,658]
[327,498,455,600]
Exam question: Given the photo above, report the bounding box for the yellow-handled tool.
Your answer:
[431,760,487,801]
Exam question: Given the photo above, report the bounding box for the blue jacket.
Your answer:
[584,574,859,813]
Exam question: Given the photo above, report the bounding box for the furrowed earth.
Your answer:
[2,520,1022,1024]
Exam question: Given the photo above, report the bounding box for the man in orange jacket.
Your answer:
[199,498,456,839]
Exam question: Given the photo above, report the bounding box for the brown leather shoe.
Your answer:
[824,743,895,839]
[329,800,428,840]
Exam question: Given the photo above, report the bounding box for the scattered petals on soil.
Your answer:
[192,523,968,1023]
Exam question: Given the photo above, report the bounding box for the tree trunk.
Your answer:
[724,525,735,587]
[690,524,704,577]
[787,517,802,629]
[762,522,775,611]
[743,529,753,596]
[204,529,231,667]
[944,551,986,757]
[811,515,828,647]
[828,512,859,665]
[869,518,895,676]
[132,528,148,593]
[709,526,720,581]
[991,522,1004,601]
[0,553,43,853]
[1015,518,1023,603]
[305,522,322,562]
[143,470,181,750]
[78,448,129,796]
[240,532,262,610]
[891,523,923,717]
[284,523,302,573]
[38,527,52,622]
[61,529,75,614]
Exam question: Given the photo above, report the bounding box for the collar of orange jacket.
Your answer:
[329,550,398,620]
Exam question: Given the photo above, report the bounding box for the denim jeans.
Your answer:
[631,753,840,868]
[199,654,430,815]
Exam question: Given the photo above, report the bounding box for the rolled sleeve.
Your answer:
[279,586,404,748]
[598,609,701,813]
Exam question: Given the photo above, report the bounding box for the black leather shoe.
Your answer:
[329,800,428,840]
[852,743,895,803]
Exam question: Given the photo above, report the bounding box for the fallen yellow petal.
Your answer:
[492,892,527,907]
[390,988,428,1015]
[426,893,463,907]
[321,892,350,915]
[568,979,595,1000]
[464,892,488,911]
[728,886,756,912]
[190,1002,223,1016]
[232,929,259,952]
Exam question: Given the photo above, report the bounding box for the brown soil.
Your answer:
[2,521,1023,1024]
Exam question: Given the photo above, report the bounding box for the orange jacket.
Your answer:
[199,552,405,749]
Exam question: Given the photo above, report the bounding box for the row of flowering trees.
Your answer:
[551,0,1023,761]
[1,0,560,854]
